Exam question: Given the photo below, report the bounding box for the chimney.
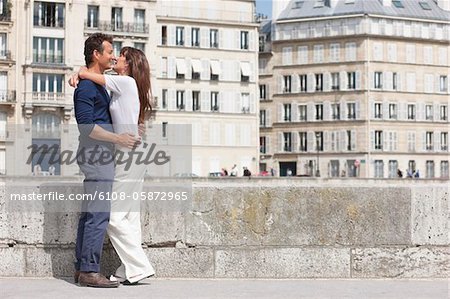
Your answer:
[381,0,391,7]
[437,0,450,11]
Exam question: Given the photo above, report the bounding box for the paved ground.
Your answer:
[0,278,448,299]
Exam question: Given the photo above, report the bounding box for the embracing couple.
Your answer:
[72,33,154,288]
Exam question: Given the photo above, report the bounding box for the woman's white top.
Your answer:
[104,75,140,136]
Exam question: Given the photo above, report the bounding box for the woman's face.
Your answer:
[113,54,128,75]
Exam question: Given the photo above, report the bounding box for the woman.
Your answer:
[71,47,155,284]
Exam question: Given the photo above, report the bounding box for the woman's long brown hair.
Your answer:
[120,47,152,124]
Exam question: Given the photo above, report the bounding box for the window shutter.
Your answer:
[307,131,314,152]
[250,93,256,114]
[307,73,315,93]
[324,101,330,121]
[201,90,210,112]
[435,131,440,152]
[307,102,314,121]
[291,102,298,121]
[185,58,191,80]
[278,103,283,122]
[422,131,427,152]
[278,132,283,152]
[292,131,298,152]
[383,100,389,120]
[386,72,393,90]
[168,56,176,78]
[168,89,176,111]
[355,101,360,120]
[185,26,191,47]
[369,100,375,119]
[417,102,425,121]
[351,130,356,151]
[324,72,331,92]
[383,131,388,151]
[291,74,299,93]
[324,131,330,152]
[355,71,361,90]
[168,25,176,46]
[249,30,255,51]
[370,130,375,151]
[434,103,440,121]
[340,130,346,151]
[399,101,407,121]
[340,100,346,121]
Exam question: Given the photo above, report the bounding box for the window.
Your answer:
[375,130,383,150]
[283,104,291,122]
[347,103,356,119]
[32,114,61,139]
[134,42,145,52]
[419,2,431,10]
[440,76,448,92]
[192,91,200,111]
[347,72,356,89]
[375,103,382,119]
[389,103,397,119]
[211,92,219,111]
[374,72,383,89]
[315,73,323,91]
[407,132,416,152]
[426,160,435,178]
[330,43,340,62]
[313,45,324,63]
[441,161,449,178]
[161,89,167,109]
[388,160,398,178]
[345,42,356,61]
[294,1,305,9]
[33,2,65,28]
[259,84,267,100]
[374,160,384,178]
[408,104,416,120]
[315,131,323,151]
[176,90,185,110]
[259,35,265,52]
[346,130,352,151]
[426,131,434,150]
[33,37,64,64]
[32,73,63,93]
[240,31,249,50]
[425,104,433,120]
[393,72,398,90]
[161,26,167,45]
[134,9,145,33]
[332,103,340,120]
[283,75,292,93]
[260,136,267,153]
[260,110,267,127]
[440,105,448,121]
[176,27,184,46]
[241,93,250,113]
[161,57,168,78]
[283,132,292,152]
[392,1,404,8]
[113,41,122,57]
[299,74,307,92]
[191,28,200,47]
[441,132,448,151]
[299,132,307,152]
[331,73,340,90]
[315,104,323,120]
[162,122,168,138]
[210,29,218,48]
[111,7,123,31]
[299,105,307,121]
[87,6,99,28]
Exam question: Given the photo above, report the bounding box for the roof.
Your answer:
[278,0,450,22]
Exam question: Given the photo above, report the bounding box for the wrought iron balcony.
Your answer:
[84,21,149,34]
[33,55,64,64]
[0,90,15,103]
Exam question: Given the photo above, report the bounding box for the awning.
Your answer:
[210,60,221,75]
[176,58,187,74]
[240,62,251,77]
[191,59,203,73]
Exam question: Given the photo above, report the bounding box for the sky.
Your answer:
[256,0,273,17]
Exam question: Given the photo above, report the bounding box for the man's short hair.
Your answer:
[84,33,113,66]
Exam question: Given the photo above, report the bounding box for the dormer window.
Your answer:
[392,0,404,8]
[419,2,431,10]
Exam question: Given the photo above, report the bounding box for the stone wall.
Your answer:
[0,177,448,278]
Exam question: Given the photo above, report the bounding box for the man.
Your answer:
[73,33,140,288]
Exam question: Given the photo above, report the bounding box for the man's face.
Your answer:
[96,41,115,71]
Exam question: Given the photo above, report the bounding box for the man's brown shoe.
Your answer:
[74,271,80,283]
[78,272,119,288]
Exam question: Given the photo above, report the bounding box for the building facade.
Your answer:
[154,0,259,177]
[259,0,450,178]
[5,0,258,177]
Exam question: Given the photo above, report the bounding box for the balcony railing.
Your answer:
[84,21,149,34]
[31,92,65,103]
[33,55,64,64]
[0,13,11,22]
[0,50,11,60]
[0,90,15,103]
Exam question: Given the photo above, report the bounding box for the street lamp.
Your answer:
[315,132,321,177]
